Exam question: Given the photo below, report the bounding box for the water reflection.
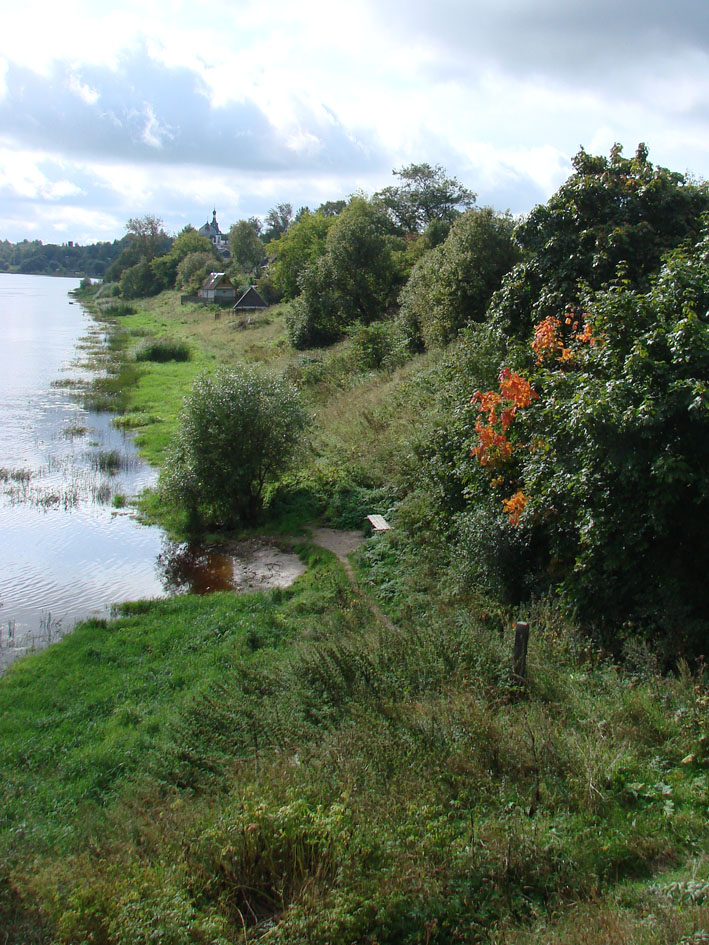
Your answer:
[156,538,307,596]
[157,541,237,595]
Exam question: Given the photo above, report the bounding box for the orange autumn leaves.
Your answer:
[470,369,537,526]
[471,369,537,467]
[470,311,595,526]
[532,312,594,365]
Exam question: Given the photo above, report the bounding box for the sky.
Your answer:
[1,0,708,245]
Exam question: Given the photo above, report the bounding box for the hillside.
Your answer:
[2,146,709,943]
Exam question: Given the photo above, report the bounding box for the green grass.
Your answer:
[2,533,708,944]
[5,288,706,943]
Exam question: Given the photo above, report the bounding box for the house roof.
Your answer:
[201,272,234,292]
[234,286,268,310]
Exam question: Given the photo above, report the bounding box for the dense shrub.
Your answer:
[160,366,309,528]
[286,198,403,349]
[135,340,191,362]
[398,207,520,349]
[176,252,216,295]
[119,259,162,299]
[458,227,709,653]
[489,143,709,336]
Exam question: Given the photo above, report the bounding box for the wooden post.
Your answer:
[513,621,530,681]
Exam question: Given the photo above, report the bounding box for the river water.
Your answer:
[0,275,169,651]
[0,274,303,667]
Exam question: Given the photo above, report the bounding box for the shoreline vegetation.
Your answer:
[3,149,709,943]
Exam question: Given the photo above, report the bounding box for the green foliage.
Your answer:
[270,210,335,300]
[160,366,309,528]
[135,340,191,363]
[175,251,216,294]
[517,238,709,650]
[375,162,476,233]
[151,225,216,291]
[107,215,173,286]
[287,198,402,349]
[491,143,709,336]
[398,207,520,349]
[443,224,709,653]
[99,301,136,316]
[119,259,163,299]
[348,321,397,370]
[228,219,266,274]
[0,235,124,278]
[264,202,294,243]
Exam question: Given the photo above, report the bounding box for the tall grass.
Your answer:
[1,536,708,943]
[135,339,192,362]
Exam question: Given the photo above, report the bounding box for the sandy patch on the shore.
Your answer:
[226,539,308,591]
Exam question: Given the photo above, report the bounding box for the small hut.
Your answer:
[199,272,237,304]
[234,287,268,312]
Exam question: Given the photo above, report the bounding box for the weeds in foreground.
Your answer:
[1,538,708,943]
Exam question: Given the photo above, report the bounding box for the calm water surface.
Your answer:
[0,274,240,656]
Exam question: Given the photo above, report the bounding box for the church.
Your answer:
[198,209,230,258]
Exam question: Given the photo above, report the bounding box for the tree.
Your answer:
[398,207,520,349]
[229,220,266,274]
[461,224,709,653]
[119,259,160,299]
[160,367,309,528]
[270,209,336,300]
[176,252,216,294]
[105,215,172,286]
[317,199,347,217]
[263,203,293,243]
[125,215,171,261]
[490,143,709,336]
[286,197,402,348]
[151,226,216,291]
[376,163,476,234]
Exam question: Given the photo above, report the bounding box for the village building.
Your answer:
[198,209,230,257]
[234,286,268,311]
[198,272,237,303]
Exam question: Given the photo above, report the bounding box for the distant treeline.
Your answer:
[0,237,126,278]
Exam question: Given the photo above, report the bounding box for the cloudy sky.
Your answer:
[1,0,708,244]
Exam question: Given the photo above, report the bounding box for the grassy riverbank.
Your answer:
[2,290,708,943]
[2,535,708,943]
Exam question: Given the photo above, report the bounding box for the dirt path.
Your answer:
[309,527,397,633]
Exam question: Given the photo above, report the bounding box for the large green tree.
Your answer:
[458,226,709,653]
[376,163,476,234]
[151,226,216,290]
[286,198,402,348]
[229,220,266,274]
[398,207,520,349]
[491,143,709,335]
[269,210,335,300]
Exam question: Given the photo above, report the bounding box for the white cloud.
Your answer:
[0,0,708,241]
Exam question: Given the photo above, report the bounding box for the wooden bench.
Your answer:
[366,514,391,532]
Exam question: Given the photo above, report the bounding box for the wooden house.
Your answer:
[198,272,237,303]
[234,286,268,311]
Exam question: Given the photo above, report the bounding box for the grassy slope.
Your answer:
[1,292,708,944]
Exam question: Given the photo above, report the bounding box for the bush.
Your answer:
[160,366,309,528]
[397,207,520,349]
[119,259,162,299]
[135,340,191,363]
[176,252,216,295]
[99,301,136,317]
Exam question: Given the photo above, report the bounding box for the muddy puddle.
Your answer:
[157,539,307,595]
